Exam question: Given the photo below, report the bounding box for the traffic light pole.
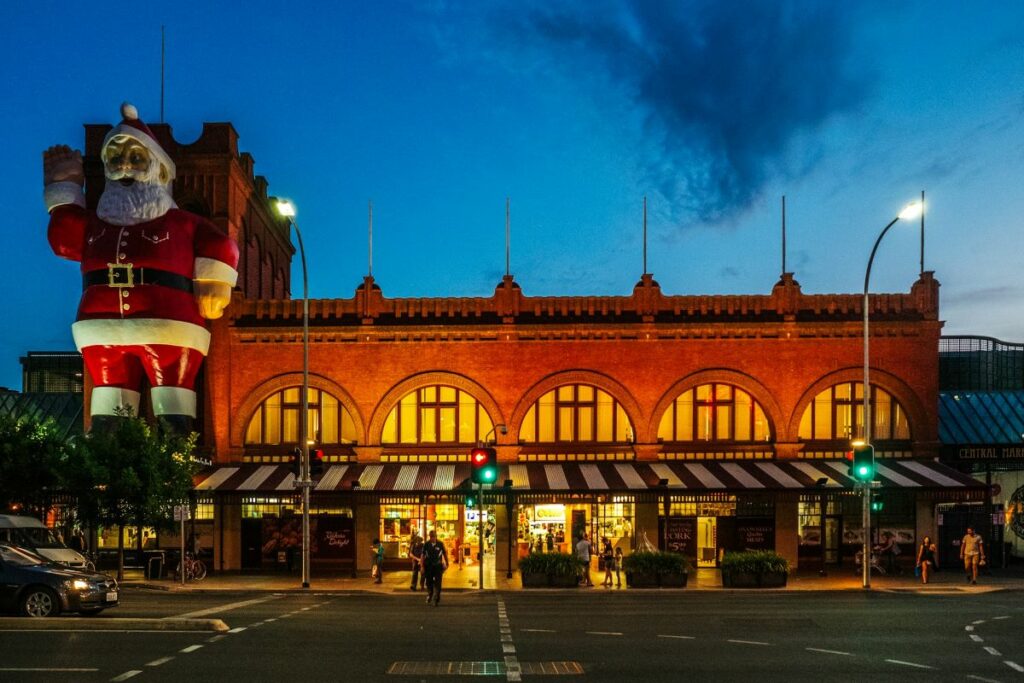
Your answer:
[478,480,485,591]
[862,482,871,589]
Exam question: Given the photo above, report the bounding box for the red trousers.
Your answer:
[82,344,204,391]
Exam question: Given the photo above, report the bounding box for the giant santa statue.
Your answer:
[44,102,239,434]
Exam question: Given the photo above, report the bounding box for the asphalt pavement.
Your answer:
[0,588,1022,682]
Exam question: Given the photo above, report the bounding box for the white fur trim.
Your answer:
[90,386,141,416]
[44,181,86,212]
[121,102,138,120]
[151,386,197,417]
[103,124,176,180]
[72,318,211,354]
[194,257,239,286]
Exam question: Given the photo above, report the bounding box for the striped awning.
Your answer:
[193,459,981,493]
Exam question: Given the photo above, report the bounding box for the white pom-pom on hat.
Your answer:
[121,102,139,120]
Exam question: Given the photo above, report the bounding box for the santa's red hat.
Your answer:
[102,102,176,180]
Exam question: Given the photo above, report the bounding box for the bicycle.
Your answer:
[176,552,207,581]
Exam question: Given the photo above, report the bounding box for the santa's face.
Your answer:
[97,135,176,226]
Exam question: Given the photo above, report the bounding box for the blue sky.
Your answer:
[1,1,1022,389]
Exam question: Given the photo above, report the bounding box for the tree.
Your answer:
[64,415,198,580]
[0,414,67,517]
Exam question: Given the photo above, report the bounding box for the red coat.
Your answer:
[48,205,239,354]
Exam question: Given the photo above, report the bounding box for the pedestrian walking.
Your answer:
[421,529,449,606]
[601,537,614,587]
[371,538,384,584]
[575,533,593,586]
[915,535,938,584]
[454,536,463,569]
[614,546,623,588]
[959,526,985,585]
[409,532,425,590]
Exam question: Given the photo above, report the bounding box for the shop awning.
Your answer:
[193,459,982,494]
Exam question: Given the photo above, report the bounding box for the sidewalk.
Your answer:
[122,564,1024,594]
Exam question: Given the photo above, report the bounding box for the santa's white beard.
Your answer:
[97,179,176,226]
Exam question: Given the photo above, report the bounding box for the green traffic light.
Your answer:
[483,469,496,481]
[857,466,870,477]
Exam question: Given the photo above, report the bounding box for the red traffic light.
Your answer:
[471,448,489,466]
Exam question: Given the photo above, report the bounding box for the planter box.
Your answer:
[625,572,687,588]
[549,574,581,588]
[521,572,549,588]
[722,570,787,588]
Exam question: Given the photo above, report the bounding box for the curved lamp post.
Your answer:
[275,198,311,590]
[860,200,923,589]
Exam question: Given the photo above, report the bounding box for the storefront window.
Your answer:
[245,387,357,446]
[591,501,634,548]
[520,384,632,443]
[381,385,494,445]
[378,503,470,559]
[798,382,911,442]
[517,504,569,553]
[657,383,770,443]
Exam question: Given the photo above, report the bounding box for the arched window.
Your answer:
[381,385,494,445]
[245,387,357,445]
[798,382,910,441]
[519,384,632,443]
[657,383,771,442]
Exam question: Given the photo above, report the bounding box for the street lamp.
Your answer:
[275,198,311,590]
[860,200,923,589]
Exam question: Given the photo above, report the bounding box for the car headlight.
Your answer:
[67,579,90,591]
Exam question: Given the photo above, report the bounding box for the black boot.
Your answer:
[159,414,196,438]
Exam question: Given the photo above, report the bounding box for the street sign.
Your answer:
[173,505,191,521]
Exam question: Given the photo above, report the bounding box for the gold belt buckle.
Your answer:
[107,262,135,288]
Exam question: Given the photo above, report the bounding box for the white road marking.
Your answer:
[110,672,142,682]
[972,619,987,625]
[1005,661,1024,672]
[228,627,247,633]
[967,675,1001,683]
[0,669,98,673]
[300,606,311,611]
[984,647,1002,657]
[266,617,278,622]
[498,599,521,683]
[965,625,975,632]
[806,647,852,656]
[145,657,174,667]
[728,639,770,646]
[207,635,225,643]
[180,645,203,653]
[885,659,935,670]
[658,635,696,640]
[992,615,1010,620]
[170,595,279,619]
[503,643,516,654]
[520,628,556,633]
[586,631,623,636]
[970,634,984,642]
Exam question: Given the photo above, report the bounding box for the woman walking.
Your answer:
[916,535,938,584]
[601,537,615,587]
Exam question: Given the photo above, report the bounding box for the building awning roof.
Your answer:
[940,391,1024,444]
[194,459,982,494]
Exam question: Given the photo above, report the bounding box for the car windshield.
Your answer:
[0,544,45,567]
[15,527,65,549]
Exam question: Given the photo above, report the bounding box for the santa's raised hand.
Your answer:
[43,144,84,186]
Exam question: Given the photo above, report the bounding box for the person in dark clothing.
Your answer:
[409,532,425,590]
[421,529,449,606]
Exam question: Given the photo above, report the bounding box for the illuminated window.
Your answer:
[657,383,770,443]
[244,387,357,445]
[520,384,632,444]
[798,382,911,441]
[381,385,494,445]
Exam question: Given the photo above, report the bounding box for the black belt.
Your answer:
[83,264,194,293]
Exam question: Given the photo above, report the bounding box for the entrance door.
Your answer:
[697,516,717,568]
[824,516,842,565]
[241,518,263,569]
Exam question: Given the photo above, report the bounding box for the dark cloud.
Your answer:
[495,1,869,223]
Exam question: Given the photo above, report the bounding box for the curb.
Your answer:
[0,617,229,631]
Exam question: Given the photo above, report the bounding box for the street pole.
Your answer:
[296,219,310,590]
[478,480,485,591]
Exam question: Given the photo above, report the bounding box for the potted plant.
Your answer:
[720,550,789,588]
[518,552,583,588]
[622,551,689,588]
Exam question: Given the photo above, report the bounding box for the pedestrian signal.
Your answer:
[310,448,325,477]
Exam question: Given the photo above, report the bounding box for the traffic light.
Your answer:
[470,447,498,485]
[465,493,477,508]
[290,447,301,477]
[870,500,884,512]
[851,444,875,483]
[310,448,325,477]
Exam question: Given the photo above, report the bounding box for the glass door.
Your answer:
[697,516,717,568]
[824,516,842,564]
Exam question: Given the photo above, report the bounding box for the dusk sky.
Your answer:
[2,1,1022,389]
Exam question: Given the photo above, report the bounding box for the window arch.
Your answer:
[244,386,357,445]
[657,383,771,442]
[381,385,494,445]
[519,384,632,443]
[797,382,910,441]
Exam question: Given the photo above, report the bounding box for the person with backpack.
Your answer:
[421,529,449,606]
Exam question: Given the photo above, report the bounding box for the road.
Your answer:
[0,588,1021,682]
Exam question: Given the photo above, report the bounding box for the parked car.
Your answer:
[0,544,119,617]
[0,515,92,570]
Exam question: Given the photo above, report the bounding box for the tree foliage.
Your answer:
[0,414,67,515]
